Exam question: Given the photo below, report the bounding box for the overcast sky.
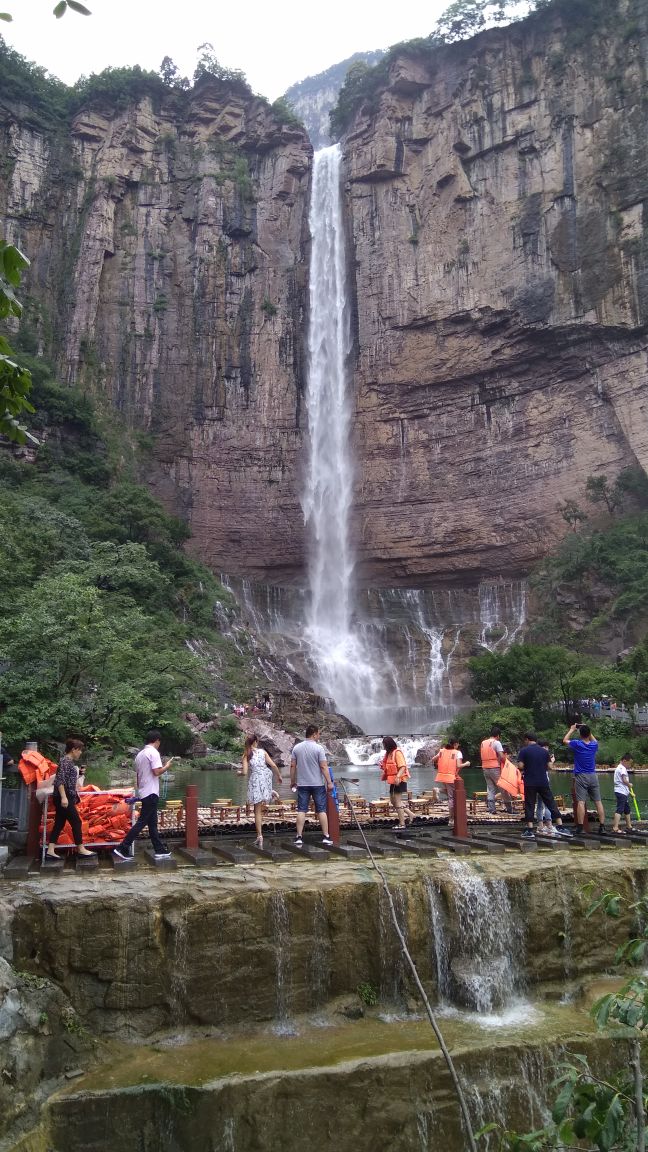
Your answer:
[4,0,453,100]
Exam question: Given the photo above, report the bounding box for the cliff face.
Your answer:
[0,77,312,581]
[283,51,385,149]
[3,0,648,592]
[342,0,648,585]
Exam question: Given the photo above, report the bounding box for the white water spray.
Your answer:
[303,145,379,725]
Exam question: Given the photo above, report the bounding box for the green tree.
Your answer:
[586,474,621,516]
[558,499,588,532]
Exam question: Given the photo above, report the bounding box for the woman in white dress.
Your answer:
[240,734,283,848]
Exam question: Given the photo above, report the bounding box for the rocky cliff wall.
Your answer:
[3,0,648,591]
[343,0,648,584]
[0,76,311,582]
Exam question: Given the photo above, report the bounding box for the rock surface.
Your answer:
[342,0,648,584]
[3,3,648,590]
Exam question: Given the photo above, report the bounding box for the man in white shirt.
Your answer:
[113,730,175,859]
[612,752,633,835]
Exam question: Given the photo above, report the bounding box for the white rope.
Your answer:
[337,778,478,1152]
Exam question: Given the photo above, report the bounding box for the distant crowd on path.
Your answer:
[429,722,637,839]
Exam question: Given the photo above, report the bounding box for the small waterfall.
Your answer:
[556,872,575,995]
[308,893,331,1009]
[478,579,527,651]
[171,905,189,1023]
[426,878,451,1003]
[270,892,293,1032]
[378,886,408,1009]
[436,861,526,1013]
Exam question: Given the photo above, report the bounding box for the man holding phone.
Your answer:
[113,729,174,859]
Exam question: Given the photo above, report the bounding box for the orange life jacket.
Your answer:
[435,748,460,784]
[18,749,58,787]
[381,749,410,785]
[497,757,524,798]
[480,738,501,770]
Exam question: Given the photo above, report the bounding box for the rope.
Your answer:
[337,777,479,1152]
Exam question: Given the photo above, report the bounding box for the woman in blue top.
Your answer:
[562,723,606,835]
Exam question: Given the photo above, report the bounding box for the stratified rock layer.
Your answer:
[0,77,311,582]
[3,1,648,588]
[343,0,648,583]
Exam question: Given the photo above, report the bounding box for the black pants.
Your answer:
[524,783,560,825]
[120,793,165,854]
[50,792,83,846]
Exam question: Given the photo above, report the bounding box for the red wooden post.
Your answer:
[326,789,341,846]
[27,785,41,857]
[453,777,469,839]
[185,784,199,850]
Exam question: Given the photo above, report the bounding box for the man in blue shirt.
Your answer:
[562,722,606,835]
[518,735,571,839]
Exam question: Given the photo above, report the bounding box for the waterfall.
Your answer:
[270,892,293,1033]
[431,861,526,1014]
[478,579,527,651]
[303,144,379,727]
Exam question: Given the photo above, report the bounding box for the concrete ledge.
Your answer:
[143,850,177,869]
[176,846,223,866]
[41,855,66,872]
[3,854,35,879]
[75,854,99,870]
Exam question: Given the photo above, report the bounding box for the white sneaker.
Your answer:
[321,836,333,847]
[154,850,172,859]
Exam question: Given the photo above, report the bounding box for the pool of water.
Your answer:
[165,761,648,820]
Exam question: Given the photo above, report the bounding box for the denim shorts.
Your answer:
[615,791,631,815]
[297,785,327,814]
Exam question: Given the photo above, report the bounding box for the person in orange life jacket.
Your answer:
[432,739,470,825]
[518,734,571,839]
[497,744,524,802]
[46,738,96,859]
[563,722,606,835]
[380,737,415,829]
[480,726,511,814]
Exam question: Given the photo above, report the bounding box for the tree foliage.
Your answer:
[0,363,255,749]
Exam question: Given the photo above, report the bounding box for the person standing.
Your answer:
[534,741,556,833]
[562,722,606,835]
[290,724,334,847]
[481,726,510,814]
[113,730,174,860]
[518,734,571,839]
[380,737,415,829]
[240,734,283,849]
[433,739,469,826]
[611,752,633,835]
[46,739,96,859]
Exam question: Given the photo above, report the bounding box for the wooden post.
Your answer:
[453,777,469,839]
[185,784,199,850]
[326,788,341,846]
[26,785,41,857]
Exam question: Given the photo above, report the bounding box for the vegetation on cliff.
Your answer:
[330,0,621,137]
[0,357,265,753]
[449,469,648,763]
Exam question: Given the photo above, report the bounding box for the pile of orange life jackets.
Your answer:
[40,785,135,846]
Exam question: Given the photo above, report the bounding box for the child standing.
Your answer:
[612,753,633,835]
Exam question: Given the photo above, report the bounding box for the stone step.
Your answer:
[281,841,331,861]
[438,834,505,854]
[175,846,224,866]
[479,833,538,853]
[210,844,257,865]
[2,854,35,879]
[110,852,138,870]
[143,849,177,869]
[74,853,99,870]
[239,842,294,863]
[40,854,66,872]
[378,837,438,856]
[347,838,402,857]
[320,842,368,859]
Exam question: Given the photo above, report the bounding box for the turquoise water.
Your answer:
[166,762,648,820]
